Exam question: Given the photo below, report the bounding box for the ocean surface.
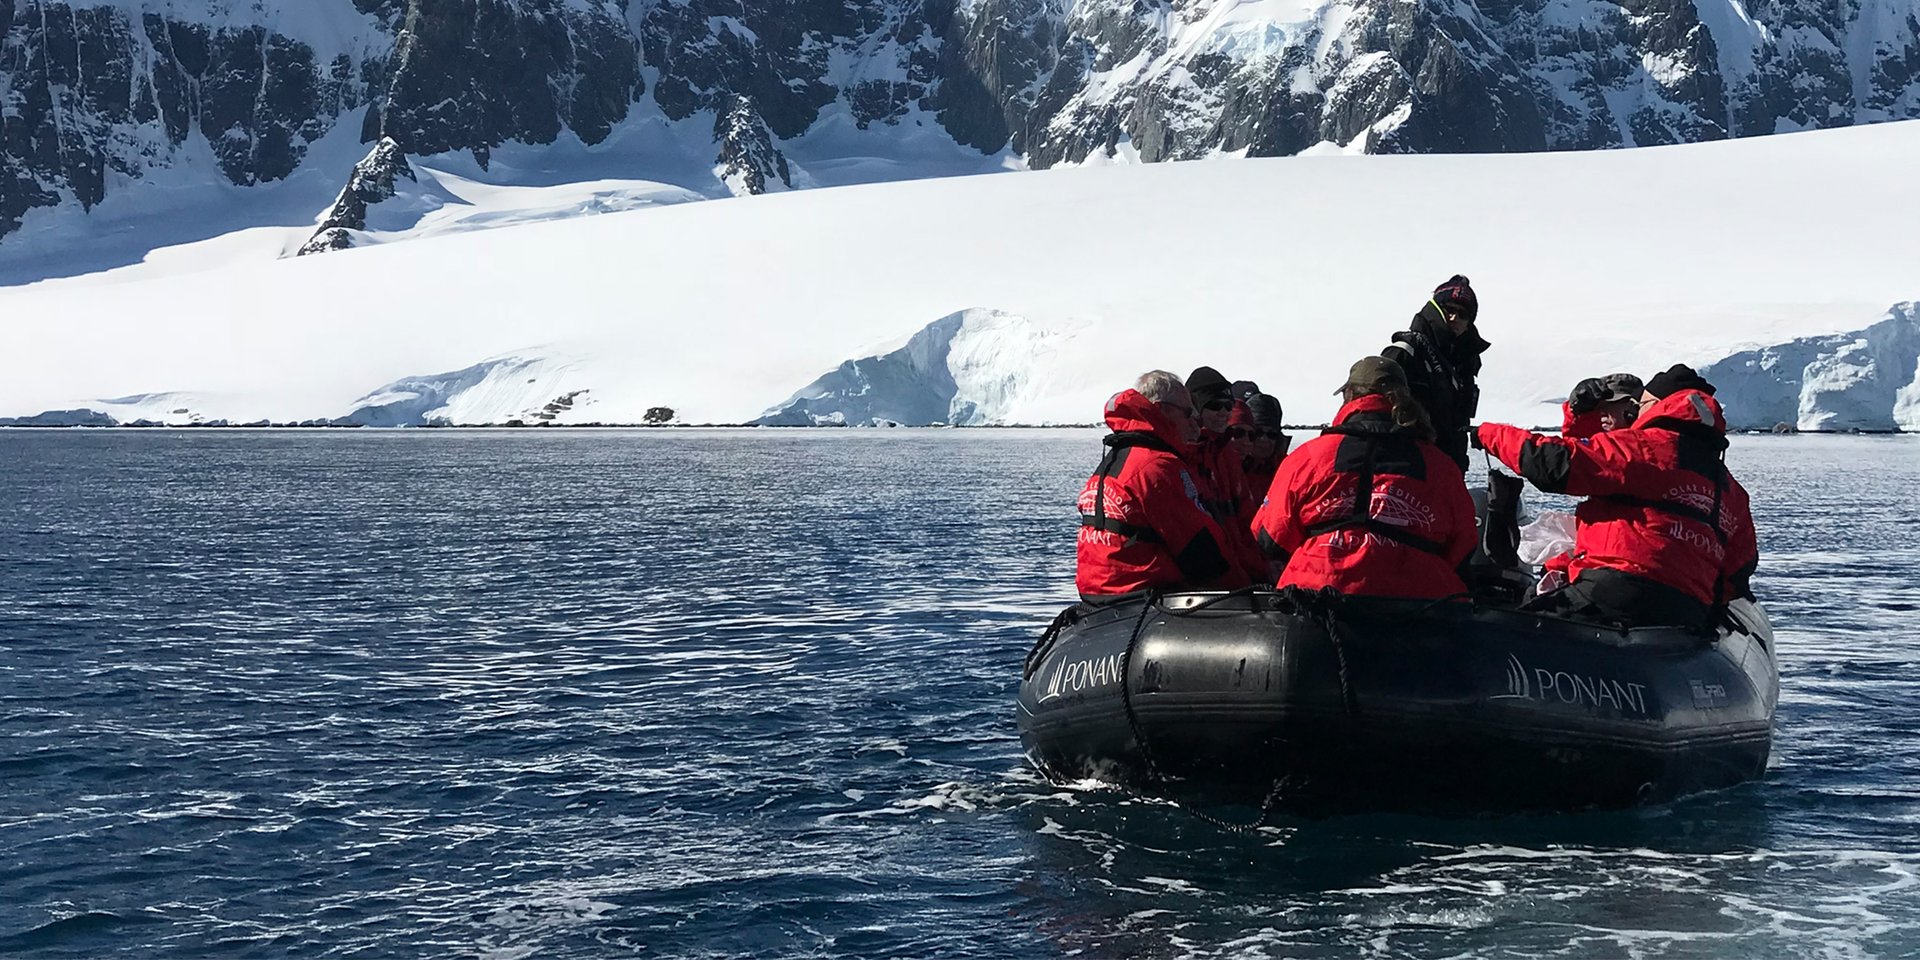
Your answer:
[2,430,1916,959]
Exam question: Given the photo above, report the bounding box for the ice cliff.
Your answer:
[1704,302,1920,431]
[755,309,1070,426]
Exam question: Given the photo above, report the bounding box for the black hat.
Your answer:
[1431,274,1478,324]
[1645,364,1716,399]
[1245,393,1283,431]
[1186,366,1232,404]
[1596,373,1644,402]
[1230,379,1262,402]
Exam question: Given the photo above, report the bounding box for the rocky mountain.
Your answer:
[2,0,1916,246]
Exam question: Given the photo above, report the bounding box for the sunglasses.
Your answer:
[1202,397,1234,412]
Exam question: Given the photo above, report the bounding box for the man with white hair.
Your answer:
[1075,370,1249,600]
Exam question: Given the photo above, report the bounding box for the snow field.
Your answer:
[2,120,1918,428]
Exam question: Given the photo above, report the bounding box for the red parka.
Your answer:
[1230,401,1285,506]
[1192,429,1270,577]
[1076,390,1249,598]
[1252,395,1478,599]
[1477,390,1758,608]
[1561,402,1606,440]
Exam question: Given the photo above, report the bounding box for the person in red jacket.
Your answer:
[1076,372,1250,601]
[1229,393,1290,501]
[1561,373,1644,439]
[1252,357,1478,599]
[1185,366,1270,578]
[1475,364,1758,629]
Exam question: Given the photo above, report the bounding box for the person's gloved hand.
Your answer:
[1469,424,1487,450]
[1567,377,1609,415]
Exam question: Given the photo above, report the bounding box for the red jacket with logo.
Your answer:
[1251,395,1477,599]
[1076,390,1249,598]
[1477,390,1758,607]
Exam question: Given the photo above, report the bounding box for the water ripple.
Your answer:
[1,430,1915,958]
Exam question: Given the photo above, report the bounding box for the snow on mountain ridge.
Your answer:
[5,0,1919,271]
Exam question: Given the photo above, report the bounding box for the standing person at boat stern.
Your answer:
[1474,365,1759,630]
[1252,357,1479,599]
[1382,275,1490,471]
[1076,372,1251,602]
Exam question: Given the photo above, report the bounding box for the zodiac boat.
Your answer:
[1017,590,1777,816]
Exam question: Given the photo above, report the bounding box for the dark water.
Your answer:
[2,430,1917,959]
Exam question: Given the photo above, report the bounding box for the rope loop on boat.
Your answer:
[1023,604,1083,682]
[1117,588,1164,781]
[1274,586,1360,718]
[1112,589,1303,835]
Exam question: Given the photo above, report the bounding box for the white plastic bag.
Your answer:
[1516,511,1578,567]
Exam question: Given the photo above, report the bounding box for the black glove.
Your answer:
[1468,425,1486,450]
[1567,377,1609,415]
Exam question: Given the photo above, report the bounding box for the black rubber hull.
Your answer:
[1016,593,1777,816]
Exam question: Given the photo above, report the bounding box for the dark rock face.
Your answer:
[2,0,1917,243]
[363,0,642,164]
[0,1,380,237]
[297,137,416,255]
[713,95,793,195]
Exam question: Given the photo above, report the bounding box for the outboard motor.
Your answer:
[1467,470,1530,604]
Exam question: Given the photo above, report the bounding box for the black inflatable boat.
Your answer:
[1017,590,1777,816]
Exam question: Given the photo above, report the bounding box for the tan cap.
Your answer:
[1335,355,1409,395]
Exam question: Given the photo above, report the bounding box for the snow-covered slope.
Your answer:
[2,121,1919,430]
[4,0,1918,275]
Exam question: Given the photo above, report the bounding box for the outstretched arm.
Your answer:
[1475,422,1638,498]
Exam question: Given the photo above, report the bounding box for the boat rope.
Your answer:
[1023,604,1083,682]
[1111,589,1300,834]
[1277,586,1359,718]
[1116,588,1163,781]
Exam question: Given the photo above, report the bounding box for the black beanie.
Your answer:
[1645,363,1716,399]
[1230,379,1262,402]
[1431,274,1478,324]
[1245,393,1283,431]
[1186,366,1232,404]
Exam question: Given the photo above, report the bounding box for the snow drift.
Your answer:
[3,122,1920,431]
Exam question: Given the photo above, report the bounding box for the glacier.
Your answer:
[1703,302,1920,432]
[2,122,1919,431]
[755,310,1072,426]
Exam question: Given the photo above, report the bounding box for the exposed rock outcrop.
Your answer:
[712,95,792,196]
[297,136,416,255]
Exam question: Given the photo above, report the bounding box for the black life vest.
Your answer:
[1079,431,1177,545]
[1300,417,1450,557]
